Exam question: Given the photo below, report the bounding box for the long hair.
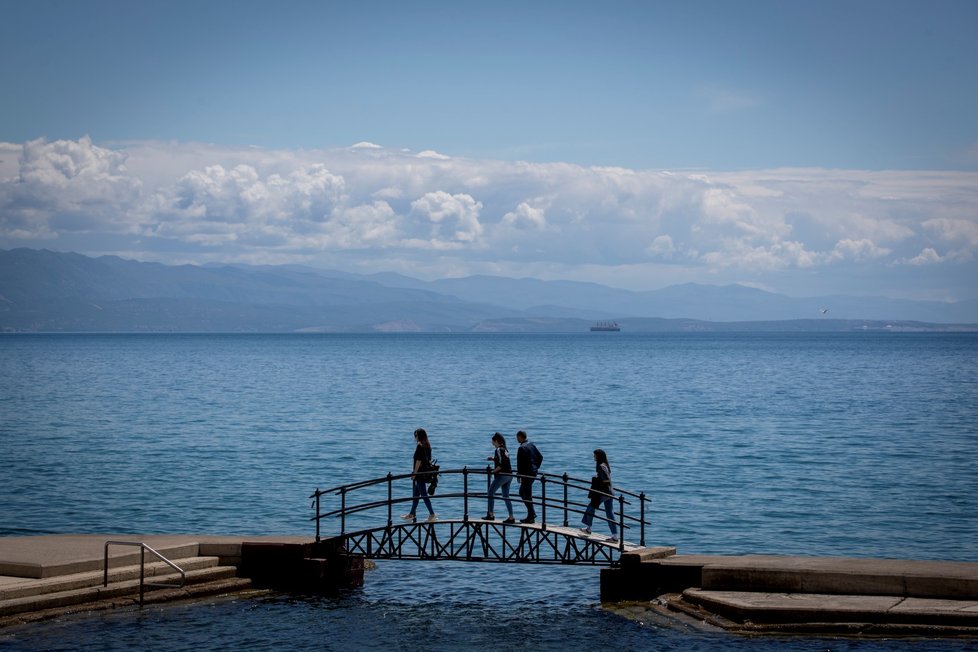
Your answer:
[414,427,431,451]
[593,448,610,472]
[491,432,506,449]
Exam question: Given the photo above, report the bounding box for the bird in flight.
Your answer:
[820,307,830,315]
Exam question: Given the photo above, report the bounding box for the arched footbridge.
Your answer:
[311,468,650,566]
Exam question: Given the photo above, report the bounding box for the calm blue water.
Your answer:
[1,332,977,650]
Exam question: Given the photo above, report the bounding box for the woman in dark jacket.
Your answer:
[483,432,515,523]
[401,428,437,521]
[580,448,618,542]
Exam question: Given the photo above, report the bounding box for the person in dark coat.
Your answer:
[515,430,543,524]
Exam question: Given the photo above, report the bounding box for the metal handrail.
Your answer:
[104,541,187,606]
[310,467,650,550]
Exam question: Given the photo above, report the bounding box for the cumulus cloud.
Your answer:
[501,201,546,230]
[1,137,977,297]
[906,247,944,266]
[408,191,484,248]
[0,136,142,239]
[827,238,891,262]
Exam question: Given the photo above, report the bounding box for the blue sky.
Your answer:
[1,0,977,301]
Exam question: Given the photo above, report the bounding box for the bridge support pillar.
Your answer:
[240,541,365,592]
[599,546,678,602]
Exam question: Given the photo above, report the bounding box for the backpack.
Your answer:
[427,458,440,495]
[531,443,543,470]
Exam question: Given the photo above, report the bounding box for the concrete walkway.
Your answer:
[0,534,312,580]
[605,550,978,636]
[0,534,314,628]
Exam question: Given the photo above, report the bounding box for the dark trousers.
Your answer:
[519,476,536,519]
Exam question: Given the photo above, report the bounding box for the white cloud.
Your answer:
[501,201,546,230]
[647,234,675,258]
[906,247,944,266]
[408,191,484,248]
[1,138,977,298]
[417,150,451,160]
[0,137,142,238]
[923,217,978,247]
[827,238,891,262]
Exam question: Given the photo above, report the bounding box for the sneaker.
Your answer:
[426,513,438,522]
[519,517,536,524]
[579,525,592,534]
[502,516,516,524]
[482,513,495,521]
[400,513,416,521]
[608,536,619,543]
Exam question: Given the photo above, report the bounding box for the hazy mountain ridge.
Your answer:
[1,248,976,332]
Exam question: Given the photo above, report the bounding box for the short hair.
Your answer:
[516,430,527,440]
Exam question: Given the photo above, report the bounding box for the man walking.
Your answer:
[515,430,543,524]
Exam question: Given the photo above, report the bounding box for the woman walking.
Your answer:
[483,432,515,523]
[401,427,437,522]
[580,449,618,542]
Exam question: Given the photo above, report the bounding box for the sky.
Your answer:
[1,0,976,301]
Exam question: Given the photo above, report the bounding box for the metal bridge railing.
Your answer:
[310,467,649,552]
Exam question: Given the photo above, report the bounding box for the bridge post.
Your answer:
[387,473,393,527]
[540,475,547,531]
[314,489,321,542]
[618,494,626,552]
[639,491,646,547]
[562,473,569,527]
[340,487,346,535]
[463,466,469,522]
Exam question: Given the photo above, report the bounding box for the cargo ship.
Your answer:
[589,321,621,332]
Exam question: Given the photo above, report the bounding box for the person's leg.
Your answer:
[487,475,502,517]
[519,477,535,520]
[405,478,421,517]
[602,498,618,537]
[582,501,596,529]
[416,477,435,515]
[500,477,514,518]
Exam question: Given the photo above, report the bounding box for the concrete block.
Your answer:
[620,546,676,568]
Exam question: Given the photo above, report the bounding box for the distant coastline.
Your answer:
[3,248,977,333]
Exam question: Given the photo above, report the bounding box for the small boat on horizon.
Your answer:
[590,321,621,332]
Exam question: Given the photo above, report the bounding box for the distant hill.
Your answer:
[1,248,976,332]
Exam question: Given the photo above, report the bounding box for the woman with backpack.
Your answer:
[401,427,437,522]
[483,432,515,523]
[580,448,618,542]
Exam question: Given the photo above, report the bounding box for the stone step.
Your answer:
[683,588,978,628]
[691,556,978,600]
[0,576,256,629]
[0,556,222,601]
[0,564,238,617]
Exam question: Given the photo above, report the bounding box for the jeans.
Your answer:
[583,497,618,536]
[487,474,514,517]
[410,477,434,516]
[518,476,536,519]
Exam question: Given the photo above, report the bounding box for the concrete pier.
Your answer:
[0,534,362,628]
[602,549,978,636]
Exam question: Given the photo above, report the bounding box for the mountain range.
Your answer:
[1,248,976,332]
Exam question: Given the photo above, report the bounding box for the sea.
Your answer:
[1,332,976,651]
